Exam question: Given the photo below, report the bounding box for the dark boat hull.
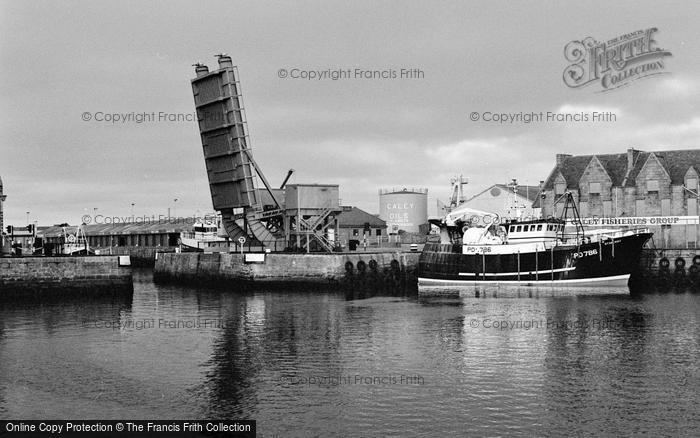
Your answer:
[418,232,652,288]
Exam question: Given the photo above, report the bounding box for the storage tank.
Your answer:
[378,188,428,233]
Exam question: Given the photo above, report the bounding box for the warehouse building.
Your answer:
[39,222,192,248]
[535,148,700,248]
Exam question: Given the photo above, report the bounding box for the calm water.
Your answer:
[1,270,698,437]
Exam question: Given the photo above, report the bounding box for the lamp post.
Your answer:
[173,198,178,218]
[26,211,29,225]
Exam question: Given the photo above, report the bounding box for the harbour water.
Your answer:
[0,270,698,436]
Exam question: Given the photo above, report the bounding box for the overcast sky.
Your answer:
[1,0,699,225]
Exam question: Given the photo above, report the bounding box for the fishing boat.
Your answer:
[179,221,230,252]
[418,190,652,289]
[61,225,92,255]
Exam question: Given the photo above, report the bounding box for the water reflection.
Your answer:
[0,270,698,436]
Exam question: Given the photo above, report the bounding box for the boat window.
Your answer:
[537,225,543,231]
[509,226,514,232]
[516,226,522,232]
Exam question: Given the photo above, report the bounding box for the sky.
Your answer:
[1,0,699,226]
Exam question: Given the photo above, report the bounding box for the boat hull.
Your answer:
[418,273,630,288]
[418,232,652,289]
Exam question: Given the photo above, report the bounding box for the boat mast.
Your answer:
[553,191,585,242]
[507,179,521,219]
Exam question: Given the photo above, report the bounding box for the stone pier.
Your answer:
[154,252,419,289]
[0,256,133,300]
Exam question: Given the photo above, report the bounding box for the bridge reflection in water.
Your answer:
[0,269,697,436]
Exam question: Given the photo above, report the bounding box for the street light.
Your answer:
[131,203,135,216]
[173,198,178,218]
[26,211,29,225]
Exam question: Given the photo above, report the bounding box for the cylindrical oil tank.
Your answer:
[378,188,428,233]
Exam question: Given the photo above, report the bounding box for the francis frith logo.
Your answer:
[563,27,672,92]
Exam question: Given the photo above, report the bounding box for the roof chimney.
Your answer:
[627,148,637,170]
[556,154,572,166]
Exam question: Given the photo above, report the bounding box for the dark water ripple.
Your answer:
[0,269,698,436]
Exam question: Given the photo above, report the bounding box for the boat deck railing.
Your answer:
[561,227,651,244]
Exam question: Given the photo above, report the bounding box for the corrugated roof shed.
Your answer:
[38,221,194,238]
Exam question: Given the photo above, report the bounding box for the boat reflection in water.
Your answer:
[0,270,697,436]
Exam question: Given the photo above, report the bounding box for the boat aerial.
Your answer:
[418,183,652,290]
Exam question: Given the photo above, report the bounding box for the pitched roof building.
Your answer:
[337,206,386,229]
[335,206,387,247]
[461,183,542,221]
[536,148,700,247]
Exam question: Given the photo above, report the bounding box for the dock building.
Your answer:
[535,148,700,248]
[336,206,387,250]
[462,183,541,221]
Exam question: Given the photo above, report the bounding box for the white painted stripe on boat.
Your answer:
[418,273,630,288]
[458,267,576,277]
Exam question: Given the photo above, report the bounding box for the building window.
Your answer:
[555,182,566,195]
[687,178,698,190]
[589,182,602,194]
[375,229,381,236]
[603,201,612,217]
[647,180,660,193]
[661,199,671,216]
[353,229,358,236]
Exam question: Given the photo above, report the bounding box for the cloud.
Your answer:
[651,76,699,98]
[557,104,622,116]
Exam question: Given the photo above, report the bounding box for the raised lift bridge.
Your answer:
[190,55,339,252]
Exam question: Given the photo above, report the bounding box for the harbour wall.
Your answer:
[0,256,133,299]
[154,252,419,289]
[94,246,177,267]
[152,249,698,290]
[636,249,699,288]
